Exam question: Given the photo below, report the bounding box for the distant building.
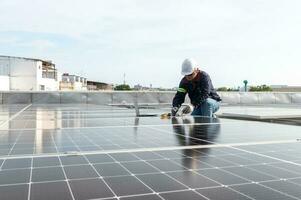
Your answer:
[271,85,301,92]
[60,73,87,91]
[133,84,143,90]
[87,81,113,91]
[133,84,157,91]
[0,55,59,91]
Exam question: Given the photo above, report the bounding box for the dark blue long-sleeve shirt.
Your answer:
[172,70,221,108]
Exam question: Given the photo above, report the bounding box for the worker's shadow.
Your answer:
[171,116,221,162]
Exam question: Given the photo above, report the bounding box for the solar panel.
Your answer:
[0,104,301,200]
[218,106,301,120]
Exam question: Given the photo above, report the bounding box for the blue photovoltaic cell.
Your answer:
[0,104,301,200]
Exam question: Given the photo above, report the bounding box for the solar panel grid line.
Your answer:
[27,157,33,200]
[102,152,210,200]
[126,150,234,198]
[120,152,252,200]
[0,182,30,188]
[82,127,145,154]
[151,146,301,199]
[62,128,158,200]
[262,164,301,175]
[278,177,301,184]
[1,155,300,185]
[0,155,289,177]
[206,146,301,176]
[148,125,216,145]
[0,159,4,170]
[1,153,300,198]
[244,182,301,200]
[116,192,163,200]
[80,155,119,199]
[214,186,256,200]
[287,177,301,188]
[0,139,299,160]
[115,116,218,148]
[253,163,301,179]
[217,153,265,165]
[102,154,163,199]
[222,164,281,181]
[7,129,25,157]
[228,180,301,200]
[231,146,301,167]
[13,115,139,121]
[269,163,301,176]
[163,189,212,200]
[212,154,276,166]
[0,121,243,132]
[222,179,288,187]
[29,176,108,186]
[262,180,301,200]
[1,155,294,179]
[114,127,175,150]
[191,164,248,184]
[142,156,225,189]
[0,164,243,186]
[0,121,5,127]
[138,116,301,166]
[151,123,299,145]
[220,148,301,200]
[206,165,299,199]
[50,130,76,200]
[0,104,32,129]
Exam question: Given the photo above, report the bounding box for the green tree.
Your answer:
[249,85,272,92]
[114,84,132,91]
[217,87,228,91]
[217,87,239,92]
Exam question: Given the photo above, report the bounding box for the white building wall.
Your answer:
[36,61,59,91]
[38,78,59,91]
[73,82,84,90]
[0,57,10,91]
[57,72,63,82]
[0,75,9,91]
[9,58,38,91]
[0,58,10,75]
[0,56,59,91]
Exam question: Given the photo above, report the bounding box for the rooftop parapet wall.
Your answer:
[0,91,301,105]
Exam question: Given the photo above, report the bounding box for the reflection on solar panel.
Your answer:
[0,104,301,200]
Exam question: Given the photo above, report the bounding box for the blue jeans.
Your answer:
[191,98,220,117]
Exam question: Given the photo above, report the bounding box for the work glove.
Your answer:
[182,105,193,115]
[171,107,179,116]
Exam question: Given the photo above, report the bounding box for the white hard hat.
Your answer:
[181,58,197,76]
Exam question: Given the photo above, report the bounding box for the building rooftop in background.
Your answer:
[0,55,58,91]
[271,85,301,92]
[60,73,87,91]
[0,55,112,92]
[87,80,113,91]
[0,55,54,63]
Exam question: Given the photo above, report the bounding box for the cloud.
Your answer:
[0,0,301,87]
[18,39,56,48]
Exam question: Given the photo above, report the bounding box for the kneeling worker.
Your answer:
[172,58,222,117]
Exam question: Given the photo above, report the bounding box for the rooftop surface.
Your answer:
[1,103,301,200]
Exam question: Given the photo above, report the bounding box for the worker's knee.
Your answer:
[192,98,219,117]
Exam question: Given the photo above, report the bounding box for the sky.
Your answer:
[0,0,300,88]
